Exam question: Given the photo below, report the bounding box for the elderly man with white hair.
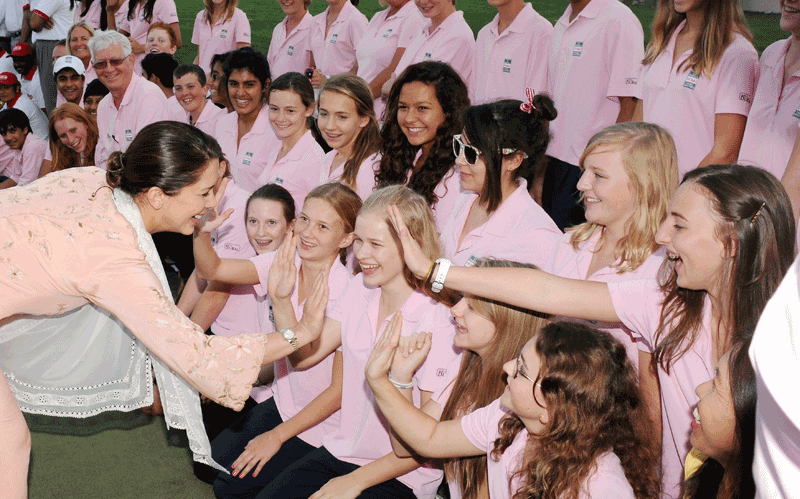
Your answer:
[90,29,166,169]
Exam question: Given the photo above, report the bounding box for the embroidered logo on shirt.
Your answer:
[223,242,241,252]
[124,129,133,142]
[739,93,751,104]
[436,368,448,377]
[287,45,294,56]
[625,77,638,85]
[220,29,228,39]
[683,70,700,90]
[329,33,338,44]
[424,52,433,61]
[572,41,583,57]
[793,105,800,119]
[269,304,274,323]
[382,28,394,38]
[275,177,285,185]
[502,58,512,74]
[465,255,478,267]
[243,151,253,166]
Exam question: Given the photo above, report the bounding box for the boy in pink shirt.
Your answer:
[474,0,552,104]
[267,0,313,78]
[543,0,643,230]
[0,107,46,187]
[308,0,368,88]
[171,63,226,137]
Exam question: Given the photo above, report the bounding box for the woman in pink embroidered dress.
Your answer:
[0,121,326,499]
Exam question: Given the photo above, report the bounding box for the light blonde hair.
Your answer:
[643,0,752,78]
[67,22,95,57]
[359,186,448,300]
[569,122,678,273]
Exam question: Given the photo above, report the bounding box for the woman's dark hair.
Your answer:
[80,0,108,30]
[683,341,756,499]
[494,321,661,499]
[462,98,556,213]
[225,47,271,89]
[246,183,296,225]
[106,121,224,196]
[654,165,796,372]
[376,61,470,207]
[127,0,157,23]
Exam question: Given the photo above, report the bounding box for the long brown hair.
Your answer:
[642,0,752,77]
[441,259,549,499]
[204,0,238,24]
[493,322,661,499]
[654,165,796,371]
[319,74,381,190]
[48,103,99,171]
[305,183,362,265]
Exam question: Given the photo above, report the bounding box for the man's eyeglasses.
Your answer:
[93,54,130,70]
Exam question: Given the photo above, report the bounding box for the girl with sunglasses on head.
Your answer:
[388,163,796,498]
[192,183,359,498]
[319,74,382,200]
[254,186,460,499]
[376,61,469,231]
[441,96,561,270]
[366,320,661,499]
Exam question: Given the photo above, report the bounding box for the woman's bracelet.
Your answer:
[424,260,436,285]
[388,371,414,390]
[431,258,452,293]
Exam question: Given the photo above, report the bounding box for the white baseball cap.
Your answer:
[53,56,86,76]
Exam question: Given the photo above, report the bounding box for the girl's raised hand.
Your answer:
[365,312,403,384]
[387,205,432,279]
[193,176,233,233]
[268,230,298,301]
[390,332,432,385]
[297,270,329,340]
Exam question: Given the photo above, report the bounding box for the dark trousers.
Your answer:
[34,39,58,116]
[211,397,317,499]
[541,155,586,231]
[253,446,415,499]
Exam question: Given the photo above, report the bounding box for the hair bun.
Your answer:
[105,151,125,188]
[532,94,557,122]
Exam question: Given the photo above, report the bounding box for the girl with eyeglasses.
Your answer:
[441,96,561,270]
[365,320,661,499]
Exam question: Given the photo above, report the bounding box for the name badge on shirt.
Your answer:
[220,29,228,39]
[382,28,394,39]
[502,58,512,74]
[465,255,479,267]
[329,33,338,44]
[139,12,146,21]
[572,41,583,57]
[269,304,274,323]
[275,176,285,185]
[243,151,253,166]
[793,105,800,120]
[124,129,133,142]
[424,52,433,61]
[683,70,700,90]
[287,45,294,56]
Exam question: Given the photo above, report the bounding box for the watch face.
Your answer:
[282,328,296,340]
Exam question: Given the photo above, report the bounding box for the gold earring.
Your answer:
[538,413,546,424]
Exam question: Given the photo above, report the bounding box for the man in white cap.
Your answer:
[0,70,47,138]
[53,54,84,107]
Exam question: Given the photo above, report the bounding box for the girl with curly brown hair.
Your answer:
[366,320,661,499]
[375,61,469,231]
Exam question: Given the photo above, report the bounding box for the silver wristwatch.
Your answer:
[280,328,299,350]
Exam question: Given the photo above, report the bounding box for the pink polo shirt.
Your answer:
[324,150,380,200]
[213,106,280,194]
[546,0,643,166]
[460,398,635,499]
[325,275,460,499]
[474,3,552,104]
[118,0,179,75]
[309,1,368,77]
[394,10,476,91]
[94,73,168,169]
[250,251,352,447]
[544,229,666,368]
[74,0,102,28]
[607,281,714,499]
[641,22,757,176]
[1,133,46,186]
[355,2,426,120]
[170,99,227,137]
[255,129,326,211]
[192,8,251,74]
[267,12,314,78]
[208,178,259,338]
[440,179,561,268]
[738,38,800,179]
[84,62,97,84]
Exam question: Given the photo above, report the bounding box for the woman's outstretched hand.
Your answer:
[193,176,233,233]
[387,205,432,279]
[268,230,298,301]
[365,312,403,384]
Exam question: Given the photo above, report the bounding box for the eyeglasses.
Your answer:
[93,54,130,70]
[514,356,542,387]
[453,134,529,166]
